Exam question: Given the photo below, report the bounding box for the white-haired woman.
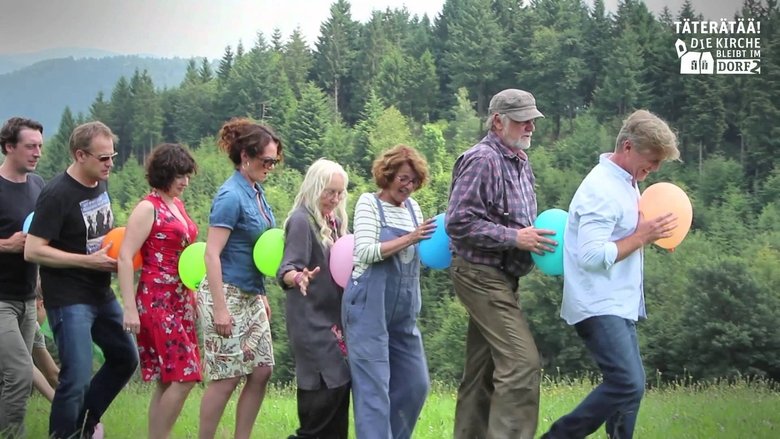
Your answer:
[278,158,351,439]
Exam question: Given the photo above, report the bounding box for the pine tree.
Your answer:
[353,89,385,173]
[375,46,409,111]
[441,0,506,115]
[198,57,213,83]
[446,88,482,154]
[283,27,314,98]
[286,82,334,172]
[89,91,111,123]
[271,28,284,52]
[405,50,438,123]
[367,107,412,162]
[217,45,234,83]
[592,24,646,118]
[37,107,76,180]
[183,59,200,86]
[129,70,162,162]
[314,0,359,115]
[107,76,133,163]
[518,0,590,138]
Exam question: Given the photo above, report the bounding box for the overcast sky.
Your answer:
[0,0,746,59]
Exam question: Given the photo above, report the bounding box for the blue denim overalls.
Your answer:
[343,195,430,439]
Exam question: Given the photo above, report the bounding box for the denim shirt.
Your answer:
[561,153,645,325]
[209,170,276,294]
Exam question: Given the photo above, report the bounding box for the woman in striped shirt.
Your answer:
[342,144,436,439]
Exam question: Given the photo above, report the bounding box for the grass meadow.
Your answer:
[25,377,779,438]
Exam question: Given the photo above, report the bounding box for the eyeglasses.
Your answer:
[323,188,347,200]
[83,150,118,162]
[396,175,420,188]
[259,157,280,168]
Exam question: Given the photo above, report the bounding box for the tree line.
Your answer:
[32,0,779,384]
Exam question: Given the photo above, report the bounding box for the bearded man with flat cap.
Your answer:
[446,89,557,439]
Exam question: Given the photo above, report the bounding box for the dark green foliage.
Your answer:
[29,0,780,386]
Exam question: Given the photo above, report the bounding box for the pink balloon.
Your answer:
[329,234,355,288]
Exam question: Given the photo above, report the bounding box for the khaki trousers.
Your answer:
[451,255,541,439]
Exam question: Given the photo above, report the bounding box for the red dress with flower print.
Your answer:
[136,192,201,383]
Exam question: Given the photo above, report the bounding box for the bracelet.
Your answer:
[293,272,304,286]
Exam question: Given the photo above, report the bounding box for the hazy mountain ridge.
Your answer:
[0,48,121,75]
[0,55,190,135]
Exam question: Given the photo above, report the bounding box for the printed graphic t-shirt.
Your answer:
[29,172,115,307]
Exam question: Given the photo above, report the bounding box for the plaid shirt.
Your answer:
[446,132,538,278]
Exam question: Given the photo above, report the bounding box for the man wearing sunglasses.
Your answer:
[25,121,138,439]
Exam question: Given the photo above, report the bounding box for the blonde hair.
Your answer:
[69,121,117,157]
[285,159,349,248]
[615,110,680,161]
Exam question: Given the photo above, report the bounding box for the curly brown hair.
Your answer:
[371,144,429,190]
[145,143,197,190]
[217,118,283,167]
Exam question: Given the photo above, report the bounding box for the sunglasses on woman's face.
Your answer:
[259,157,280,168]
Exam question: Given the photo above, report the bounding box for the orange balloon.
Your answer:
[101,227,143,270]
[638,182,693,250]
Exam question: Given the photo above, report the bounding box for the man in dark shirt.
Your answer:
[25,121,138,439]
[446,89,557,439]
[0,117,44,437]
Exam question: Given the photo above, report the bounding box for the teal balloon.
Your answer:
[178,242,207,291]
[22,212,34,233]
[254,228,285,277]
[531,208,568,276]
[419,213,451,269]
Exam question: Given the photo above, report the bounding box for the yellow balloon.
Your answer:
[639,182,693,250]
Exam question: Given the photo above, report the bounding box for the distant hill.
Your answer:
[0,56,190,135]
[0,48,120,74]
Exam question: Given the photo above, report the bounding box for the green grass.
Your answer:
[25,378,779,438]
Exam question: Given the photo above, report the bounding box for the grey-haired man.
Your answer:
[446,89,557,439]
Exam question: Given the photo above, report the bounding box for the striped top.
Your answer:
[352,192,424,277]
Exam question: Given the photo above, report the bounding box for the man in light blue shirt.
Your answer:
[542,110,680,439]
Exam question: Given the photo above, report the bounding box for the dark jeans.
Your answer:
[543,315,645,439]
[47,300,138,439]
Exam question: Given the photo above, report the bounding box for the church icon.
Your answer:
[675,39,714,74]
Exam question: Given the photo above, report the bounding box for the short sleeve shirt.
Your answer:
[209,171,275,294]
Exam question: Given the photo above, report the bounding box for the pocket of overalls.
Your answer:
[343,278,368,326]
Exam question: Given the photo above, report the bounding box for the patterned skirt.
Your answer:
[197,280,274,381]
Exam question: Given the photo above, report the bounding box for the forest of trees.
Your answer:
[31,0,779,385]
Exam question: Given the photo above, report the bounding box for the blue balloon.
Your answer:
[531,208,568,276]
[419,213,451,270]
[22,212,34,233]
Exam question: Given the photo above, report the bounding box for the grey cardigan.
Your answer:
[278,207,350,390]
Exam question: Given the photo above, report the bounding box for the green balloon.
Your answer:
[253,228,285,277]
[178,242,207,291]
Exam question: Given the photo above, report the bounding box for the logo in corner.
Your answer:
[673,18,761,75]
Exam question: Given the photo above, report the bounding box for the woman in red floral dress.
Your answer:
[118,143,199,439]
